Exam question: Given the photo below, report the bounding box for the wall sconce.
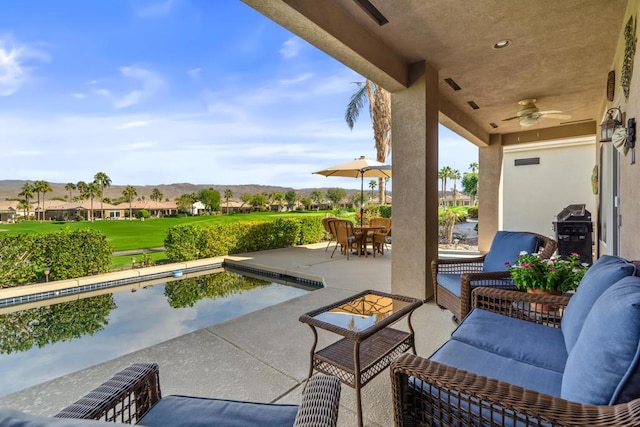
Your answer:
[600,107,623,142]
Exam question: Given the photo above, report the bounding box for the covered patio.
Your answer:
[241,0,638,301]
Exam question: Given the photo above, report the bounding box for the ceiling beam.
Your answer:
[501,121,597,146]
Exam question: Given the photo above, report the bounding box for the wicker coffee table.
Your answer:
[299,290,423,427]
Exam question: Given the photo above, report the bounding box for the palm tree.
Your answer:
[94,172,111,221]
[469,162,479,174]
[345,79,392,203]
[439,166,453,207]
[122,185,137,220]
[224,189,233,214]
[368,180,377,201]
[81,181,100,221]
[76,181,88,202]
[65,182,76,201]
[451,169,461,206]
[19,183,34,220]
[17,199,31,219]
[34,180,51,221]
[150,188,163,202]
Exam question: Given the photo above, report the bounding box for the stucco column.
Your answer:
[478,134,503,252]
[391,61,439,301]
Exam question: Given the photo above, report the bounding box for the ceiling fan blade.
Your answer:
[541,113,571,120]
[502,116,520,121]
[537,110,564,115]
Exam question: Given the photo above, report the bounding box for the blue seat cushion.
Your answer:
[451,309,568,373]
[561,255,637,353]
[138,395,299,427]
[561,276,640,405]
[436,273,462,297]
[430,340,563,397]
[482,231,540,272]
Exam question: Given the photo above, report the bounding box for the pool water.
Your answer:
[0,270,311,397]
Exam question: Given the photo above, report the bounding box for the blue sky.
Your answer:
[0,0,477,190]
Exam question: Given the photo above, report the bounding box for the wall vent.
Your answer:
[515,157,540,166]
[444,78,461,91]
[353,0,389,26]
[467,101,480,110]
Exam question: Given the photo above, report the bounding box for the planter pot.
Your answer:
[527,289,562,313]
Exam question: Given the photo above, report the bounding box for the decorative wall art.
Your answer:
[621,16,636,100]
[607,70,615,102]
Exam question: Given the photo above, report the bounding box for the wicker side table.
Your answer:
[299,290,422,427]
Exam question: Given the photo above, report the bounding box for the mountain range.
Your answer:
[0,180,377,202]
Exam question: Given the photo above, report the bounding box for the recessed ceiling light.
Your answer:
[493,39,511,49]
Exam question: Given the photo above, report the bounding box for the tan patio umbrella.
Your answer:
[313,156,392,226]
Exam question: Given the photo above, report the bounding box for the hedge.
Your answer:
[164,218,326,262]
[0,229,113,288]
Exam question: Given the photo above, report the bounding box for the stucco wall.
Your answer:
[601,1,640,260]
[502,139,596,239]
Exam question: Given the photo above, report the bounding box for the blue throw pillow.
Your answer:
[482,231,539,272]
[561,276,640,405]
[561,255,637,353]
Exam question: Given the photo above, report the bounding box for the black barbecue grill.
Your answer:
[552,204,593,265]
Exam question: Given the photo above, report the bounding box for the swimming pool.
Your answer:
[0,268,314,397]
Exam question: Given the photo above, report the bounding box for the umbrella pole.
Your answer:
[360,172,364,227]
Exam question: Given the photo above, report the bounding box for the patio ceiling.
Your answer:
[243,0,628,145]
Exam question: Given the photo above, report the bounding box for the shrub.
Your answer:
[38,229,112,280]
[137,209,150,219]
[164,225,203,261]
[379,205,392,218]
[0,234,38,287]
[467,206,478,218]
[164,218,326,262]
[296,217,324,245]
[0,229,112,287]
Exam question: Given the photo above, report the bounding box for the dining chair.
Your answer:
[321,217,337,252]
[369,217,391,256]
[331,220,363,260]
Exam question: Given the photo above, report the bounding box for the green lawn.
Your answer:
[1,211,341,252]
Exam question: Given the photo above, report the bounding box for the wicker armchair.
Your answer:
[390,287,640,427]
[331,219,364,260]
[321,217,338,252]
[432,231,557,321]
[54,363,341,427]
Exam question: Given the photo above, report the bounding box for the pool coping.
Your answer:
[0,256,325,310]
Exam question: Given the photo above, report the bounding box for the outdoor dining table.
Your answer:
[354,225,386,257]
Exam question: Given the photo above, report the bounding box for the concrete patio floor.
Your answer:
[0,243,465,426]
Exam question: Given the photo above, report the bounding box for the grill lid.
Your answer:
[556,204,592,222]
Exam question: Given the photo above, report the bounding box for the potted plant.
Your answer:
[507,251,589,294]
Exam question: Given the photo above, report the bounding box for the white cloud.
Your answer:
[116,120,149,130]
[187,67,202,81]
[0,35,49,96]
[119,141,156,151]
[137,0,176,18]
[279,37,303,59]
[71,93,85,99]
[95,66,165,109]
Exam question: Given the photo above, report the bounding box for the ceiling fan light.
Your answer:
[493,39,511,49]
[520,116,538,127]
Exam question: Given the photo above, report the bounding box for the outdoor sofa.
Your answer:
[433,230,558,322]
[393,255,640,426]
[0,364,341,427]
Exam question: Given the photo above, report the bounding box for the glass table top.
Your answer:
[312,293,413,332]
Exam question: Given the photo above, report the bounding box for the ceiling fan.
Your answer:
[502,99,571,127]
